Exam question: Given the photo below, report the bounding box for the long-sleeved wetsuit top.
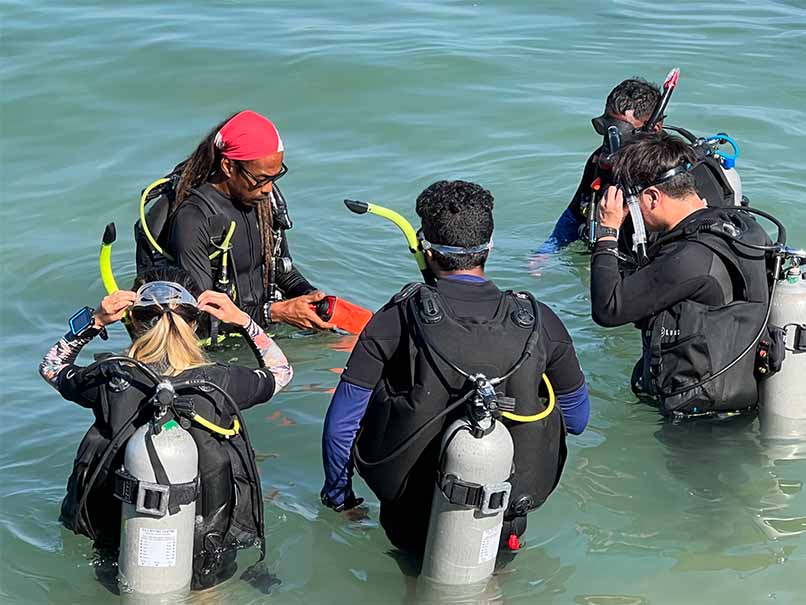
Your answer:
[39,318,293,404]
[321,275,590,506]
[590,209,731,328]
[169,183,316,326]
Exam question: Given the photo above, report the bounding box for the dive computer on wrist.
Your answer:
[68,306,108,340]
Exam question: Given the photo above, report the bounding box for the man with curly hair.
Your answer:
[321,180,590,559]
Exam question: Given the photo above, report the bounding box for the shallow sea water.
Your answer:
[1,1,805,603]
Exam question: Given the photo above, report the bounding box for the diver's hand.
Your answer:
[270,291,336,330]
[599,186,629,231]
[94,290,136,328]
[198,291,250,327]
[321,489,365,515]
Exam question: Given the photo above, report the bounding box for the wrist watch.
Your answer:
[596,226,619,240]
[68,306,108,340]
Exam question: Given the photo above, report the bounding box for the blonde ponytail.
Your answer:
[128,311,208,376]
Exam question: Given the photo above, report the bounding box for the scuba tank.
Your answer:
[116,381,199,597]
[759,251,806,439]
[421,376,514,586]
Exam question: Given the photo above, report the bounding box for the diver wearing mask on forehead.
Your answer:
[535,76,744,257]
[590,133,771,418]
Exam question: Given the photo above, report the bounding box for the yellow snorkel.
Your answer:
[343,199,433,283]
[99,222,120,295]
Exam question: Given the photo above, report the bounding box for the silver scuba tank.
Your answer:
[760,262,806,439]
[722,163,743,207]
[117,384,199,598]
[421,389,514,586]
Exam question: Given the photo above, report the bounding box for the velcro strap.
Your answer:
[113,468,199,517]
[440,474,484,507]
[794,325,806,352]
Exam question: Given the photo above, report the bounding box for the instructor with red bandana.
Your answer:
[168,110,335,330]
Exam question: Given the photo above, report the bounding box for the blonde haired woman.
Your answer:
[40,267,291,591]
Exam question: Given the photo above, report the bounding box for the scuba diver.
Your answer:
[321,180,590,573]
[39,267,291,593]
[535,74,743,256]
[135,109,337,333]
[590,133,771,418]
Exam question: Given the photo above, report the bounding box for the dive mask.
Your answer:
[417,229,493,256]
[132,281,198,309]
[593,115,639,165]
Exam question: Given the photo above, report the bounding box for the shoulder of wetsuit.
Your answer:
[392,282,426,304]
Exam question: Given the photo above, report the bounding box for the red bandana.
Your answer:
[214,110,284,161]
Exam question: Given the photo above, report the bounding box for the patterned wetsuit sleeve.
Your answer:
[39,332,92,390]
[243,318,293,395]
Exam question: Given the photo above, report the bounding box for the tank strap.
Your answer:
[113,468,199,518]
[142,422,190,516]
[437,472,511,515]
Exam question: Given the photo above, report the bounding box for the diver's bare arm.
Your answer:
[39,333,91,389]
[243,319,293,394]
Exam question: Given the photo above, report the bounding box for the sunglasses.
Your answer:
[236,162,288,191]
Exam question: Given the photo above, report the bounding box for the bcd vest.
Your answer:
[354,284,567,519]
[60,361,264,590]
[637,208,771,415]
[134,169,293,291]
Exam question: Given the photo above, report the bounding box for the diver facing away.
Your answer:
[321,180,590,576]
[40,267,291,594]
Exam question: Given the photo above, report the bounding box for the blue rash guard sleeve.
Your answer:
[535,206,583,254]
[556,381,590,435]
[321,379,373,506]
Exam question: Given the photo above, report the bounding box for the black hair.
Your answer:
[172,112,275,292]
[415,180,494,271]
[130,266,201,333]
[612,132,699,198]
[605,78,661,121]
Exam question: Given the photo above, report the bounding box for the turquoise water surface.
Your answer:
[1,1,805,603]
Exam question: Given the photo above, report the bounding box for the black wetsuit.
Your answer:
[590,207,770,414]
[323,276,589,554]
[169,183,315,325]
[591,211,732,328]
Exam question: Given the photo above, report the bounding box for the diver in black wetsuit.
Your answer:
[165,110,335,331]
[535,77,742,257]
[39,267,292,589]
[321,180,590,557]
[590,133,770,417]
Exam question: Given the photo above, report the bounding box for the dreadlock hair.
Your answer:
[416,180,494,271]
[612,132,699,199]
[605,78,661,121]
[173,112,275,293]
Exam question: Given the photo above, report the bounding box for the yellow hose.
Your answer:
[209,220,237,262]
[192,413,240,437]
[501,374,556,423]
[99,241,119,294]
[140,178,172,259]
[366,203,428,271]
